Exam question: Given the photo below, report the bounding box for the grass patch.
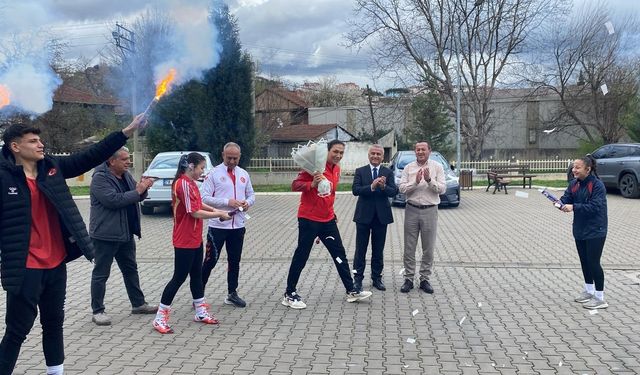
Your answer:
[69,186,90,196]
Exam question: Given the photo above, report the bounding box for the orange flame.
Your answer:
[0,84,10,109]
[154,68,177,100]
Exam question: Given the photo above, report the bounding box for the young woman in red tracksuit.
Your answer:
[152,153,231,334]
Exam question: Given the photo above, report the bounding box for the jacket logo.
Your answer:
[48,168,57,176]
[220,176,226,182]
[240,176,246,183]
[8,187,18,195]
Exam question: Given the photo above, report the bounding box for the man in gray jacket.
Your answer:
[89,147,157,325]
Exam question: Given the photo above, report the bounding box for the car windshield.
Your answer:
[148,156,181,169]
[397,152,449,171]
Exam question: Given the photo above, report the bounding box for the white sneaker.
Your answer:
[92,312,111,326]
[281,292,307,309]
[346,290,372,303]
[583,298,608,309]
[574,291,594,303]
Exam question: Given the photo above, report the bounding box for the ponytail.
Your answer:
[172,152,205,188]
[579,154,599,179]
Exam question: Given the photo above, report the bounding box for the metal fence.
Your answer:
[247,157,573,174]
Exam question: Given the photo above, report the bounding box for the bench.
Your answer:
[485,164,537,194]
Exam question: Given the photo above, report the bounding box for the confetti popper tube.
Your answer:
[541,189,564,210]
[142,98,159,120]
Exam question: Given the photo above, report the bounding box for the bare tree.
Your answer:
[298,76,366,107]
[347,0,566,159]
[526,2,640,144]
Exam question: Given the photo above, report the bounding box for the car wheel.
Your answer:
[619,173,640,198]
[141,205,155,215]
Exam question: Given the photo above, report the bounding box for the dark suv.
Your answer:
[568,143,640,198]
[388,150,460,207]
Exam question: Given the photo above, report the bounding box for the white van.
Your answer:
[140,151,214,215]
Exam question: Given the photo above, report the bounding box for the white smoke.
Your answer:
[0,63,62,114]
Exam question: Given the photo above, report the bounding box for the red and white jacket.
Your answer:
[292,161,340,222]
[201,163,255,229]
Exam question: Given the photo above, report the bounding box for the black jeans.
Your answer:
[202,227,246,294]
[286,218,355,295]
[160,245,204,306]
[575,236,606,291]
[91,238,146,314]
[353,214,387,282]
[0,264,66,373]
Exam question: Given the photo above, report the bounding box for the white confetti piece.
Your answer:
[406,337,416,344]
[412,309,419,316]
[515,191,529,198]
[589,309,599,315]
[605,21,615,34]
[601,83,609,95]
[477,302,482,307]
[623,272,640,284]
[399,268,405,275]
[559,361,563,367]
[326,236,335,241]
[352,269,357,274]
[492,363,496,367]
[403,364,409,368]
[459,316,466,325]
[336,257,343,264]
[523,357,526,359]
[244,214,251,221]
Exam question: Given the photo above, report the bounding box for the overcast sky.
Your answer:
[1,0,639,92]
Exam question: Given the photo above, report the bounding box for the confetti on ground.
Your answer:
[399,268,405,275]
[412,309,419,316]
[336,257,343,264]
[459,316,466,325]
[352,269,357,274]
[478,302,482,307]
[559,361,563,367]
[589,309,599,315]
[605,21,615,34]
[403,365,409,368]
[492,363,496,367]
[515,191,529,198]
[623,272,640,284]
[406,337,416,344]
[601,83,609,95]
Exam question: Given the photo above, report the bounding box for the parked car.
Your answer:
[140,151,214,214]
[388,150,460,207]
[567,143,640,198]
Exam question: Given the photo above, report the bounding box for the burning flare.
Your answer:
[154,68,177,100]
[0,84,11,109]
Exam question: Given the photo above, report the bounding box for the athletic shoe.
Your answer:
[194,303,219,324]
[131,303,158,314]
[92,312,111,326]
[281,292,307,309]
[583,298,608,310]
[153,309,173,334]
[346,290,373,303]
[574,291,594,303]
[224,292,247,308]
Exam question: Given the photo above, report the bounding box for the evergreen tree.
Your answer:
[406,92,454,156]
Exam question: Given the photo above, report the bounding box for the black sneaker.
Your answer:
[419,280,434,294]
[400,279,414,293]
[224,292,247,308]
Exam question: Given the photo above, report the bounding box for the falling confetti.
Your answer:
[604,21,615,34]
[352,269,357,274]
[336,257,343,264]
[412,309,419,316]
[601,84,609,95]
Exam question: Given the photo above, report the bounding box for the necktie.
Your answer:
[372,167,378,180]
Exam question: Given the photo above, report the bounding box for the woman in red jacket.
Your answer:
[152,153,230,334]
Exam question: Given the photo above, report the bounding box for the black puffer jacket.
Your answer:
[0,131,128,293]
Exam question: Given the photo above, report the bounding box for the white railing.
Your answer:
[247,157,572,174]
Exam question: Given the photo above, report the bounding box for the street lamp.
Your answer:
[455,0,484,175]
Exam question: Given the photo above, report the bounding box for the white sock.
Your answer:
[155,303,170,321]
[193,297,206,315]
[47,364,63,375]
[585,283,595,294]
[595,290,604,300]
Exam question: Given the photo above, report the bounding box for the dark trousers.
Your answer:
[575,236,606,291]
[160,245,204,306]
[202,227,246,294]
[0,264,66,373]
[286,218,355,294]
[353,214,387,282]
[91,238,146,314]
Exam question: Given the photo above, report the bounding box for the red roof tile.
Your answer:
[269,124,338,142]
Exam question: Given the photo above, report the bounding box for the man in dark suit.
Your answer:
[351,144,398,292]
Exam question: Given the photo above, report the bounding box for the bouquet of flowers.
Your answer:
[291,139,331,197]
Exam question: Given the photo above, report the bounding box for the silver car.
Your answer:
[568,143,640,198]
[140,151,214,214]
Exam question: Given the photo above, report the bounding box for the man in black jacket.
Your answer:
[351,144,398,292]
[89,147,157,326]
[0,115,146,375]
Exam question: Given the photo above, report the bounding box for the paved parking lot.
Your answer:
[2,188,640,374]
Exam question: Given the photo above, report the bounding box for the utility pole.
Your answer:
[366,84,377,137]
[112,23,143,180]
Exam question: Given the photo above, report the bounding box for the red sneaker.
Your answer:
[194,303,219,325]
[153,308,173,334]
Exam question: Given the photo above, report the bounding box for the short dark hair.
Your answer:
[2,123,41,145]
[327,139,345,151]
